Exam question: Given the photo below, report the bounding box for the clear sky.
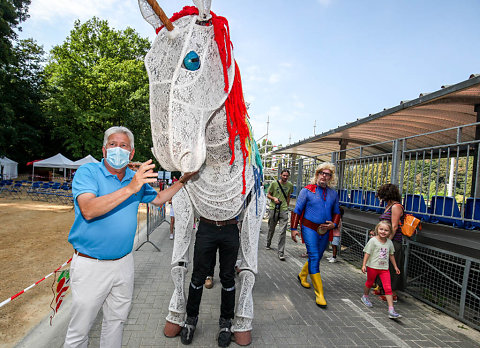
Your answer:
[18,0,480,148]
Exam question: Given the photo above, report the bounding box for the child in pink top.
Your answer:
[361,220,402,319]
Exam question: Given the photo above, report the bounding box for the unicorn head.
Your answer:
[139,0,249,173]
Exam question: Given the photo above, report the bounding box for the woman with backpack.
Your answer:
[376,183,405,302]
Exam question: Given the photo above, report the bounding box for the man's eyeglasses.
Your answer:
[318,171,332,178]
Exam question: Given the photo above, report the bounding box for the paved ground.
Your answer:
[17,218,480,348]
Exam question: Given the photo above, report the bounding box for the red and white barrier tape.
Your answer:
[0,257,72,309]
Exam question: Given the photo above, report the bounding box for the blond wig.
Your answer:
[310,162,337,187]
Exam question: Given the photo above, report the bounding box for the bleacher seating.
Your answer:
[428,196,464,227]
[403,194,430,222]
[363,190,384,212]
[338,189,350,207]
[328,183,480,230]
[463,198,480,229]
[349,189,364,209]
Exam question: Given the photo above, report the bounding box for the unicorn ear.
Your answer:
[193,0,212,21]
[138,0,163,29]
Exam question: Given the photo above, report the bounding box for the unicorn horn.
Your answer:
[144,0,174,31]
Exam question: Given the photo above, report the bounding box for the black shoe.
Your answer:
[278,254,286,261]
[180,316,198,345]
[218,317,232,347]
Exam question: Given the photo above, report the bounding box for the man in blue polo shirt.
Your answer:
[64,126,196,348]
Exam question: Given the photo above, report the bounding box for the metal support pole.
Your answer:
[471,105,480,197]
[403,240,411,287]
[296,158,303,196]
[338,139,347,191]
[391,139,402,186]
[290,154,297,185]
[459,259,471,319]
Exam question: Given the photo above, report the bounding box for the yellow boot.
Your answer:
[310,273,327,308]
[297,261,311,288]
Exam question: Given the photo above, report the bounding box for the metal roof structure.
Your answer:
[273,74,480,161]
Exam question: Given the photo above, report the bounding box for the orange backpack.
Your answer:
[401,214,422,237]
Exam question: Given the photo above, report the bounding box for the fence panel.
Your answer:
[338,222,369,268]
[136,202,166,252]
[405,240,480,330]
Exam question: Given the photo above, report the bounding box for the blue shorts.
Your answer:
[332,236,340,246]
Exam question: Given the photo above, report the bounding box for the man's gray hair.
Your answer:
[103,126,135,149]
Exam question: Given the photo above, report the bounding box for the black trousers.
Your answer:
[186,221,240,319]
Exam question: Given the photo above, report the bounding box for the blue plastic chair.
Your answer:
[350,189,364,209]
[363,191,383,212]
[338,189,350,207]
[463,198,480,229]
[403,194,430,222]
[428,196,464,227]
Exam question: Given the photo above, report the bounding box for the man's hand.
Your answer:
[151,171,199,207]
[178,171,198,184]
[291,229,300,243]
[319,220,335,232]
[128,160,157,194]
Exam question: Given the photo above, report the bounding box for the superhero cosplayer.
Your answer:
[290,163,341,308]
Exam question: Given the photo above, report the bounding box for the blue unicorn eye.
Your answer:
[183,51,201,71]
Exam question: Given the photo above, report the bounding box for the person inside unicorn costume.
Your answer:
[138,0,266,347]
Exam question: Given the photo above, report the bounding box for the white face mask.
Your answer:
[106,147,130,169]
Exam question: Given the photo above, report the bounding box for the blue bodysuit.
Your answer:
[293,185,340,274]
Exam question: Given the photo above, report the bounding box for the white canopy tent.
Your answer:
[33,153,76,181]
[0,157,18,180]
[71,155,99,167]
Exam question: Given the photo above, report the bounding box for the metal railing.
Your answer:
[340,222,370,268]
[136,202,167,252]
[276,123,480,228]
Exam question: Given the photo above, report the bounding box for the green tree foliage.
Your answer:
[0,0,30,67]
[0,0,49,168]
[1,39,47,164]
[44,17,152,161]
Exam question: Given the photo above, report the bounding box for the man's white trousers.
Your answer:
[64,252,134,348]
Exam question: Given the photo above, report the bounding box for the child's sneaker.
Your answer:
[361,295,373,308]
[328,257,337,263]
[169,233,174,240]
[388,309,402,319]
